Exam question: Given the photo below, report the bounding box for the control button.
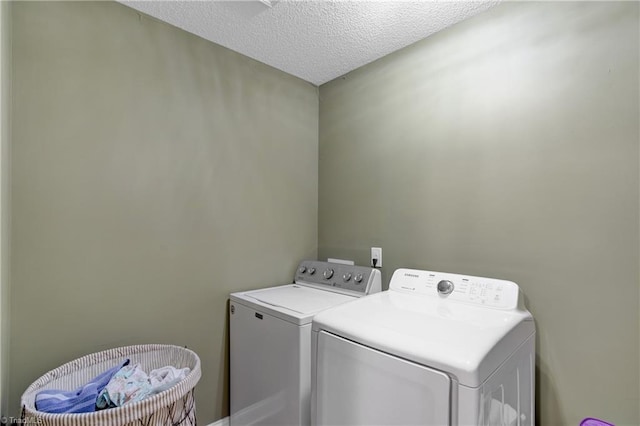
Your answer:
[323,269,334,279]
[437,280,454,295]
[343,273,352,282]
[298,266,307,274]
[308,267,316,275]
[354,273,364,283]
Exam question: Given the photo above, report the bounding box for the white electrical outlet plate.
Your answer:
[371,247,382,268]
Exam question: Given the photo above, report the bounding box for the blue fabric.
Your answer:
[35,359,129,414]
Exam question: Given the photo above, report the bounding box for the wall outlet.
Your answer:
[371,247,382,268]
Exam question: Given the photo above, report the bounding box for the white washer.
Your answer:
[230,260,381,426]
[311,268,535,426]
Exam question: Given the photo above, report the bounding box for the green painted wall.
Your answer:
[7,1,640,424]
[9,1,318,423]
[318,1,639,425]
[0,0,11,417]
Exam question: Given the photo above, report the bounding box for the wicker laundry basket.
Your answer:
[21,344,201,426]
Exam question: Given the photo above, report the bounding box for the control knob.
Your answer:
[298,266,307,274]
[437,280,454,295]
[323,269,334,279]
[342,273,352,282]
[354,273,364,283]
[308,267,316,275]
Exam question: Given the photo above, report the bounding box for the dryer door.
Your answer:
[316,331,451,426]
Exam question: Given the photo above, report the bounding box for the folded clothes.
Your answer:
[35,359,130,414]
[96,364,190,409]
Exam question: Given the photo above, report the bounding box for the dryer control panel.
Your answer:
[295,260,381,297]
[389,268,520,310]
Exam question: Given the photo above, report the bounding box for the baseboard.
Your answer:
[207,416,229,426]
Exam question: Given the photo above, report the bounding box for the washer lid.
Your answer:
[231,284,358,325]
[247,285,357,314]
[312,290,535,387]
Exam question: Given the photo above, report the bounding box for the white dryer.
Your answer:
[311,268,535,426]
[230,260,381,426]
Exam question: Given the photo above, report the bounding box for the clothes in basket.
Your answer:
[35,359,130,414]
[22,344,201,426]
[96,363,190,409]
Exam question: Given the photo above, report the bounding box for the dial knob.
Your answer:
[298,266,307,274]
[354,273,364,283]
[308,267,316,275]
[342,273,352,282]
[323,268,334,279]
[437,280,454,295]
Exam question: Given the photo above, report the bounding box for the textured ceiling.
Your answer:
[120,0,499,86]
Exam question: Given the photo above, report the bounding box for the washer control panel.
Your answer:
[390,268,520,310]
[295,260,382,296]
